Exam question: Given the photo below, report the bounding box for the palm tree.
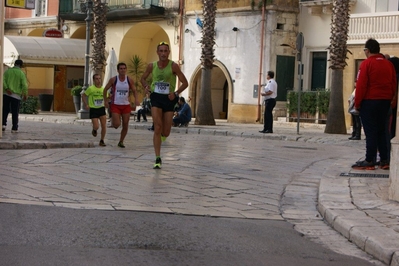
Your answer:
[195,0,218,125]
[324,0,350,134]
[91,0,107,75]
[128,54,150,96]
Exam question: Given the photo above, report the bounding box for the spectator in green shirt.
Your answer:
[2,59,28,133]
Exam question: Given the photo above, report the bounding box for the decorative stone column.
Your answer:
[389,119,399,201]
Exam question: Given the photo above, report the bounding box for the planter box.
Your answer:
[38,94,53,111]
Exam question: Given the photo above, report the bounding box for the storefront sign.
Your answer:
[43,29,63,38]
[5,0,35,9]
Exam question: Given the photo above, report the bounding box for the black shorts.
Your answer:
[150,92,178,112]
[89,107,106,119]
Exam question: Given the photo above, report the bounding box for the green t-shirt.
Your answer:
[84,85,104,108]
[150,60,176,94]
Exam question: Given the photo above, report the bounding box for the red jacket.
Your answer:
[355,54,396,109]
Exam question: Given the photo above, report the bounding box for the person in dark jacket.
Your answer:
[173,97,192,127]
[136,92,151,122]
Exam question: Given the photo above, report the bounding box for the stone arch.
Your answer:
[119,22,170,67]
[188,60,233,120]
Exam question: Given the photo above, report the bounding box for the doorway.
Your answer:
[311,52,327,91]
[275,55,295,101]
[190,60,233,120]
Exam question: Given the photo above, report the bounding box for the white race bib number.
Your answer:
[94,99,103,106]
[154,82,170,94]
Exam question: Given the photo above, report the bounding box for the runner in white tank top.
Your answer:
[113,75,130,106]
[103,62,139,148]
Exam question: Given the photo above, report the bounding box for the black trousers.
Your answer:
[137,109,147,121]
[263,98,276,131]
[2,94,21,130]
[351,114,362,137]
[360,99,391,162]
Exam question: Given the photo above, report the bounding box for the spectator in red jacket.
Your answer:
[352,39,396,170]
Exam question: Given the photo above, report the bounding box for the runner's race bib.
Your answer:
[94,99,103,106]
[154,82,170,94]
[115,90,128,101]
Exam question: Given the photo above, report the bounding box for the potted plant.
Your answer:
[71,85,82,114]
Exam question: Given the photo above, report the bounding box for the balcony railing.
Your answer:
[59,0,176,14]
[300,0,332,5]
[348,12,399,44]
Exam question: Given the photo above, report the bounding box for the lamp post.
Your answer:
[78,0,93,119]
[296,32,304,135]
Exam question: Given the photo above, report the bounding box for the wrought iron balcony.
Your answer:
[59,0,177,21]
[299,0,333,6]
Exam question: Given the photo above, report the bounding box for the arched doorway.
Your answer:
[117,22,170,101]
[189,60,233,120]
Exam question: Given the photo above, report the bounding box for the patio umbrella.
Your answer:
[102,48,118,88]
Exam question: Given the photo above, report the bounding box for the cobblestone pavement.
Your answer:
[0,113,398,265]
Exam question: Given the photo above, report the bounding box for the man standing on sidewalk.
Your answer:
[2,59,28,133]
[259,71,277,134]
[352,39,396,170]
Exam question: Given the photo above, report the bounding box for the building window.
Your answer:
[35,0,47,17]
[376,0,388,12]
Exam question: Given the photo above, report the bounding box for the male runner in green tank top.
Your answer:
[141,41,188,169]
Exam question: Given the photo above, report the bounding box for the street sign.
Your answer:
[296,32,304,52]
[5,0,35,9]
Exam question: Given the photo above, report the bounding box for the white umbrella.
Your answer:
[87,64,95,87]
[102,48,118,88]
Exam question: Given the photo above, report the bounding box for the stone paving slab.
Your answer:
[0,113,398,265]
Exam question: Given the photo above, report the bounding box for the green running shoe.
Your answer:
[153,157,162,169]
[118,141,125,148]
[161,135,167,142]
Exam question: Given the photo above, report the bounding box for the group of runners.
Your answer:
[83,41,188,169]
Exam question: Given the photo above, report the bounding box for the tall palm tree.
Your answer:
[91,0,107,75]
[324,0,350,134]
[195,0,218,125]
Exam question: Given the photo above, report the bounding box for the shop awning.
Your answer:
[4,36,86,66]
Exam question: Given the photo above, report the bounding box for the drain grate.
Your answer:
[340,173,389,178]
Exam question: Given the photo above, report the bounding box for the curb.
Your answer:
[0,116,335,150]
[0,140,94,150]
[318,176,399,265]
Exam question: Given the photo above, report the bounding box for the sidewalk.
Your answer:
[1,112,399,265]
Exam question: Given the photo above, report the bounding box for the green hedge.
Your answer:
[287,90,330,116]
[20,96,39,114]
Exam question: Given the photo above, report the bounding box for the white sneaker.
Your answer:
[11,129,18,133]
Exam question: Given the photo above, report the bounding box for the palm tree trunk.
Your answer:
[91,0,107,75]
[325,69,347,133]
[196,68,215,124]
[324,0,350,134]
[195,0,217,125]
